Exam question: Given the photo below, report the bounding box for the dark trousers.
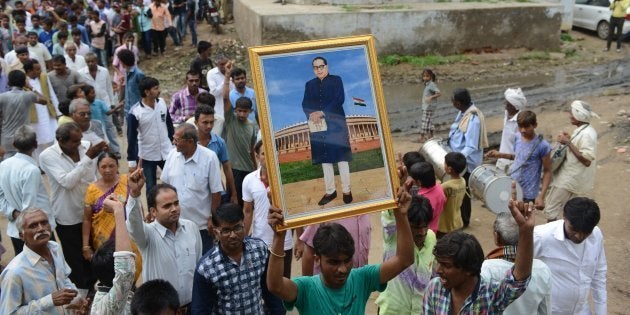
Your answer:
[460,171,471,227]
[199,229,215,255]
[11,234,56,256]
[138,30,152,55]
[261,249,292,315]
[142,159,165,197]
[607,16,625,50]
[151,29,167,53]
[56,223,92,289]
[232,169,250,207]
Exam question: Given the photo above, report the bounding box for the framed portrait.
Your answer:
[249,35,399,230]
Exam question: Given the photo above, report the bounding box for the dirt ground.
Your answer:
[1,21,629,313]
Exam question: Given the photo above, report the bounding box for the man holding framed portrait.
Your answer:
[302,56,353,206]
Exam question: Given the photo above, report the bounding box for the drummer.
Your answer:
[486,111,552,210]
[447,88,488,228]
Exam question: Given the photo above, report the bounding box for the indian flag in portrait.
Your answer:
[352,97,367,107]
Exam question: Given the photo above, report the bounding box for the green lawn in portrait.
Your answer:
[279,149,385,185]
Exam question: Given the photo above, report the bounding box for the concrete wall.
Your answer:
[235,0,562,55]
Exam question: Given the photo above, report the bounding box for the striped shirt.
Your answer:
[191,237,268,314]
[0,241,77,314]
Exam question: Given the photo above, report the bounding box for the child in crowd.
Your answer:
[410,161,446,232]
[487,110,552,208]
[131,279,180,315]
[52,31,68,56]
[90,195,137,314]
[190,40,214,90]
[436,152,467,238]
[376,194,436,314]
[419,68,441,142]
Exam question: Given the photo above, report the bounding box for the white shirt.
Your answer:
[161,145,223,229]
[496,110,519,172]
[78,65,116,106]
[481,258,552,315]
[127,99,173,167]
[552,124,597,194]
[242,168,293,250]
[4,50,17,66]
[28,43,53,73]
[64,54,87,72]
[76,42,91,57]
[39,141,97,225]
[533,220,607,315]
[206,67,234,135]
[0,153,55,238]
[28,75,60,145]
[126,197,202,305]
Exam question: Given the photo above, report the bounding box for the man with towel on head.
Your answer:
[496,88,527,173]
[543,100,599,222]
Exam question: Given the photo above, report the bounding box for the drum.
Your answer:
[419,138,451,181]
[469,164,523,214]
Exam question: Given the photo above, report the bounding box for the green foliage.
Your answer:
[340,4,360,12]
[560,33,575,42]
[380,54,469,67]
[279,149,385,184]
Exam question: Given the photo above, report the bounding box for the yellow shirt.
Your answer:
[610,0,630,18]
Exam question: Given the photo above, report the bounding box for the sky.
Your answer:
[259,46,379,131]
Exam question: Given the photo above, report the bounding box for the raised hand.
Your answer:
[396,186,411,215]
[268,206,285,232]
[128,161,145,198]
[508,181,535,231]
[102,195,124,213]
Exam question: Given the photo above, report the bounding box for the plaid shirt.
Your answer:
[191,237,268,314]
[169,87,207,123]
[422,267,529,314]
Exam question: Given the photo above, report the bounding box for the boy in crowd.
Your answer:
[409,161,446,232]
[436,152,467,238]
[487,110,552,208]
[190,41,213,91]
[266,187,414,314]
[131,279,180,315]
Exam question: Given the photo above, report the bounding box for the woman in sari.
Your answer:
[82,152,143,280]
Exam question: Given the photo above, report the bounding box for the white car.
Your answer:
[573,0,630,39]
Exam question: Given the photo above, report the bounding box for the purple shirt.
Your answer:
[168,87,207,124]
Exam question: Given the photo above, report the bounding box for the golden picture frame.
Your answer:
[249,35,399,230]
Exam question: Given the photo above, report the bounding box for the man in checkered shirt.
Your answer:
[191,203,268,314]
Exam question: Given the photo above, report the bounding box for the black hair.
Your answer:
[312,56,327,65]
[402,151,425,170]
[422,68,437,82]
[196,92,215,107]
[130,279,180,315]
[408,194,433,226]
[194,104,215,122]
[186,69,201,78]
[147,183,177,210]
[97,151,119,166]
[563,197,600,234]
[230,67,246,79]
[71,28,82,36]
[8,70,26,88]
[82,84,95,96]
[139,77,159,98]
[254,140,263,154]
[197,40,212,54]
[58,100,71,116]
[212,202,244,227]
[433,231,484,276]
[52,55,66,65]
[313,223,354,258]
[452,88,471,107]
[235,96,253,110]
[117,49,136,67]
[409,162,436,188]
[91,239,116,288]
[55,122,81,142]
[22,58,38,73]
[444,152,466,174]
[26,31,38,38]
[57,31,68,40]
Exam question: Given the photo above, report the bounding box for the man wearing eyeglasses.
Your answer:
[125,167,202,314]
[191,202,269,314]
[302,56,353,206]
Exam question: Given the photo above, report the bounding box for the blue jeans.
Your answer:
[141,159,165,196]
[91,46,107,67]
[167,26,181,46]
[188,18,197,45]
[104,116,120,153]
[139,30,152,55]
[174,11,187,37]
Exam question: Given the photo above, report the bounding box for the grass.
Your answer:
[279,149,385,184]
[380,54,469,67]
[518,51,550,61]
[560,33,575,42]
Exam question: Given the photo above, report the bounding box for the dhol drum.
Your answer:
[419,138,451,182]
[469,164,523,214]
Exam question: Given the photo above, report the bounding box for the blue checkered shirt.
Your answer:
[191,237,268,314]
[422,267,529,314]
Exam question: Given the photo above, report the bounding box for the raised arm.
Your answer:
[508,182,534,281]
[222,61,233,116]
[266,206,298,302]
[378,187,414,284]
[125,166,149,248]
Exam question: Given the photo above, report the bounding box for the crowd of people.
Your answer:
[0,0,608,313]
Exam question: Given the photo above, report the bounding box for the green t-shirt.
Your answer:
[285,264,385,314]
[224,106,257,172]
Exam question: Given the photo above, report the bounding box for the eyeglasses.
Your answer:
[76,112,91,117]
[312,65,326,70]
[215,224,244,237]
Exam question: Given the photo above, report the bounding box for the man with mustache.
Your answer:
[0,208,88,314]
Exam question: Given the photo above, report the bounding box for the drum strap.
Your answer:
[508,135,543,176]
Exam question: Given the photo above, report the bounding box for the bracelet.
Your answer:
[82,246,91,251]
[269,248,286,258]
